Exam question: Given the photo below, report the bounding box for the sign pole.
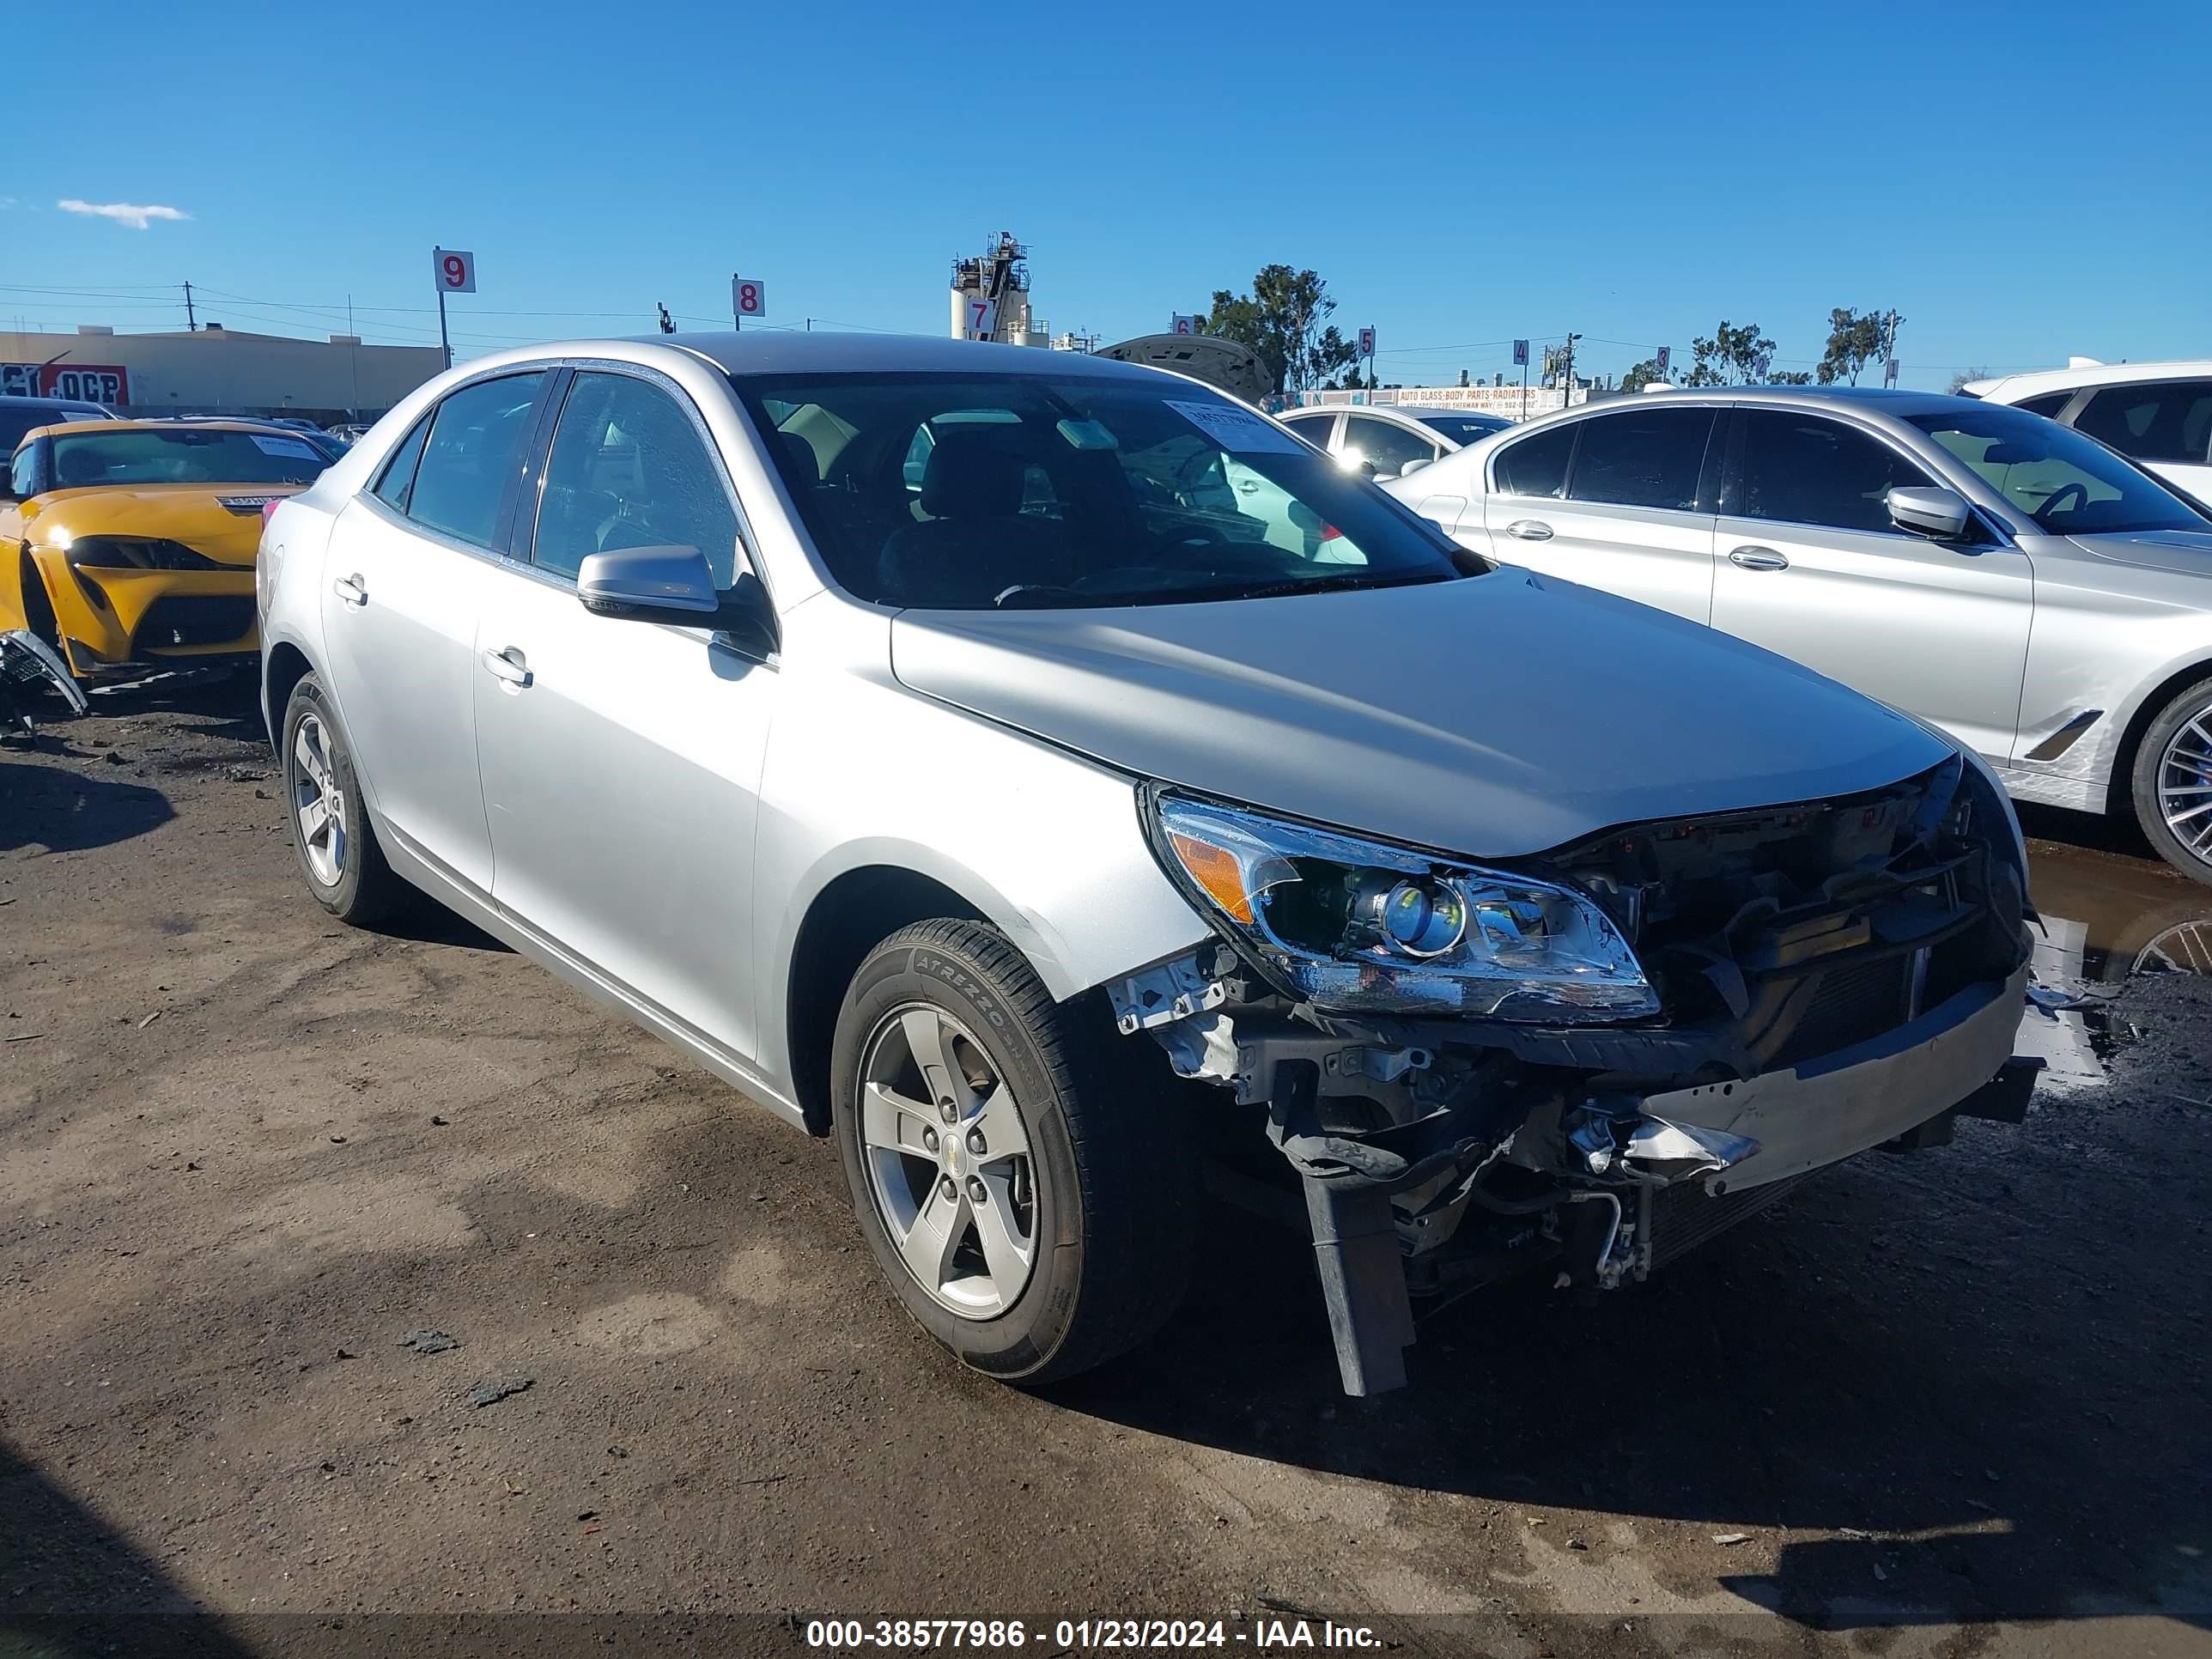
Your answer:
[434,246,453,370]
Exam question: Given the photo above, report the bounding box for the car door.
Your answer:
[1710,407,2033,761]
[319,370,549,894]
[1481,405,1722,623]
[471,366,778,1061]
[1340,414,1440,482]
[2067,379,2212,503]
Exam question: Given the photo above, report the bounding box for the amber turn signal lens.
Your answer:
[1167,831,1254,925]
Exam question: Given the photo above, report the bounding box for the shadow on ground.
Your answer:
[0,761,174,854]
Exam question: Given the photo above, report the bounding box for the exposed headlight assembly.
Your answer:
[1148,793,1659,1023]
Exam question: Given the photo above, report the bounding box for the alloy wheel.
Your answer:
[291,713,349,886]
[858,1004,1039,1319]
[2157,704,2212,869]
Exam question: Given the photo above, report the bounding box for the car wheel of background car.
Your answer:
[830,918,1194,1383]
[2131,678,2212,886]
[281,673,406,927]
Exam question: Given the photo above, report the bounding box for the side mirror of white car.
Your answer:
[1887,485,1972,541]
[1400,456,1433,478]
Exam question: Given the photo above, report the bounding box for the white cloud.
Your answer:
[58,198,190,230]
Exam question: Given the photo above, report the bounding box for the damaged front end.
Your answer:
[1122,758,2037,1396]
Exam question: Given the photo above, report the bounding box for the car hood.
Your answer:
[2065,527,2212,580]
[889,568,1951,860]
[21,484,301,567]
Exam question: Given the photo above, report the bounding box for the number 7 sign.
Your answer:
[966,297,998,339]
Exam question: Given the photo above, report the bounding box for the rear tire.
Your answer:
[2131,678,2212,886]
[281,673,406,927]
[830,919,1194,1383]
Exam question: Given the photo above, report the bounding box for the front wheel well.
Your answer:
[2107,659,2212,816]
[784,866,987,1133]
[263,642,314,750]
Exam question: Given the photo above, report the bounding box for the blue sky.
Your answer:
[11,0,2208,391]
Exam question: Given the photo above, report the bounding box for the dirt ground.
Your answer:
[3,674,2209,1659]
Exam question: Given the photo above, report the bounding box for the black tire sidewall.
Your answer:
[831,932,1089,1379]
[281,676,372,918]
[2132,681,2212,886]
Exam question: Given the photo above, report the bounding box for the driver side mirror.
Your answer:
[577,545,779,656]
[1887,485,1972,541]
[1399,456,1433,477]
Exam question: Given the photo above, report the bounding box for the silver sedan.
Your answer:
[1386,386,2212,883]
[259,337,2033,1395]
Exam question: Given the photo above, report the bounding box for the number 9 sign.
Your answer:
[433,248,477,295]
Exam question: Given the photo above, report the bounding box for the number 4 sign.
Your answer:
[433,248,477,294]
[732,276,767,321]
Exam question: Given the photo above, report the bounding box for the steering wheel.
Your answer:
[2039,482,2088,518]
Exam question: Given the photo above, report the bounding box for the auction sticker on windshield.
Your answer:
[1165,399,1303,456]
[250,434,320,460]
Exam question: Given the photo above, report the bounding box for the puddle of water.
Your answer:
[2017,834,2212,1091]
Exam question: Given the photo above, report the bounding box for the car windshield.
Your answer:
[49,427,331,489]
[1418,414,1508,444]
[735,371,1471,609]
[1906,405,2209,536]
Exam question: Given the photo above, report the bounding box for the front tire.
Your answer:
[281,674,405,927]
[2131,678,2212,886]
[830,920,1193,1383]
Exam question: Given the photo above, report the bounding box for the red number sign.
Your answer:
[733,277,767,319]
[432,248,477,294]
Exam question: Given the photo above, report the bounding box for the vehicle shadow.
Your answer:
[0,760,175,854]
[1050,1127,2212,1634]
[0,1437,258,1656]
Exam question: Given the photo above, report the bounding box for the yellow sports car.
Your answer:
[1,419,330,682]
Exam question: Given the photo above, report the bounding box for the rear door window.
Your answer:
[1341,415,1438,479]
[2072,380,2212,465]
[371,417,430,514]
[1565,407,1717,511]
[1735,410,1932,533]
[402,372,547,549]
[1492,422,1575,498]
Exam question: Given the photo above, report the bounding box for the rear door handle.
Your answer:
[331,573,368,606]
[1504,520,1553,542]
[1729,545,1790,571]
[482,647,532,688]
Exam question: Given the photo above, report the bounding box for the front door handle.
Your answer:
[1729,545,1790,571]
[482,647,532,688]
[1504,520,1553,542]
[331,573,368,606]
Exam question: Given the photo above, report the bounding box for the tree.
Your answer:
[1815,307,1891,386]
[1198,265,1358,396]
[1948,367,1996,395]
[1681,319,1790,386]
[1620,357,1667,394]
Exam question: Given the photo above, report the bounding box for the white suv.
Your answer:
[1967,361,2212,504]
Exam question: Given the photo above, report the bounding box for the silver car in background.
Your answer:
[259,337,2034,1395]
[1386,388,2212,884]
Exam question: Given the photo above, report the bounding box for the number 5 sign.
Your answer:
[433,248,477,294]
[732,276,768,320]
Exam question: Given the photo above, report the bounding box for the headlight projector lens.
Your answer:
[1360,877,1468,957]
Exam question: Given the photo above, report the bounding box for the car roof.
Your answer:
[0,394,110,413]
[656,330,1176,386]
[1974,360,2212,401]
[1504,385,1982,428]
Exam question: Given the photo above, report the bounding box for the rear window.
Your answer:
[48,427,330,489]
[1492,423,1574,498]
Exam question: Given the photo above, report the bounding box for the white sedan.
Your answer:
[1279,404,1511,480]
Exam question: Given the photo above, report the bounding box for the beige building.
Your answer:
[0,325,447,422]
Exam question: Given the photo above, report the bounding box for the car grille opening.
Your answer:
[136,596,255,650]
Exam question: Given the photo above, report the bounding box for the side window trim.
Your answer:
[500,366,574,563]
[370,412,432,513]
[518,362,758,593]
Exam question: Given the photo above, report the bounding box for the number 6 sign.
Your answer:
[732,276,767,320]
[433,248,477,294]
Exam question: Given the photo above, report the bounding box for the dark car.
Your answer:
[0,393,118,458]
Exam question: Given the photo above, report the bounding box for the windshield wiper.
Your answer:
[1188,569,1459,605]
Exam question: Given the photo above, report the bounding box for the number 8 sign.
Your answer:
[433,248,477,295]
[732,276,767,320]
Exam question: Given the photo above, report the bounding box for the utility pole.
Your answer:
[183,281,196,331]
[1882,309,1904,387]
[1561,332,1581,409]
